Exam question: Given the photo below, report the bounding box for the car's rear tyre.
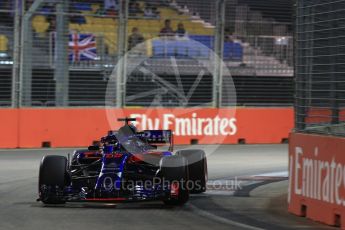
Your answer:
[176,149,208,194]
[38,155,69,204]
[160,156,189,206]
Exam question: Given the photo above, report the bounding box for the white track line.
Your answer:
[253,171,288,178]
[188,203,264,230]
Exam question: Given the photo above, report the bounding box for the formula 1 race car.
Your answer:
[38,118,208,206]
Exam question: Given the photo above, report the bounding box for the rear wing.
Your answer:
[139,130,174,152]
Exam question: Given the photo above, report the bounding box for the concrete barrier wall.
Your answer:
[0,109,19,148]
[0,108,293,148]
[289,133,345,228]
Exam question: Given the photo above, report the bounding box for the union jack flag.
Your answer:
[68,33,97,62]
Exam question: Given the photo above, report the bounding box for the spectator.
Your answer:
[144,7,158,18]
[129,2,143,15]
[104,0,119,11]
[70,10,86,24]
[70,15,86,24]
[103,0,119,16]
[225,35,234,43]
[129,2,135,14]
[152,6,160,17]
[106,6,117,16]
[135,3,143,13]
[47,16,56,31]
[160,19,174,37]
[128,27,144,50]
[191,12,200,20]
[169,0,178,8]
[25,0,34,10]
[180,5,189,14]
[175,23,186,37]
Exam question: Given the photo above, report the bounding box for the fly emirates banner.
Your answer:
[107,108,293,144]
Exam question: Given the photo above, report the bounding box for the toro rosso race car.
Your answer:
[38,118,208,206]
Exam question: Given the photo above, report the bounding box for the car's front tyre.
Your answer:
[38,155,69,204]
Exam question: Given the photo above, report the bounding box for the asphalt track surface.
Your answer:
[0,145,327,230]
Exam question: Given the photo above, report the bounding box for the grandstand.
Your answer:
[0,35,8,54]
[240,0,293,24]
[0,0,294,107]
[0,1,13,107]
[30,1,215,55]
[30,0,291,71]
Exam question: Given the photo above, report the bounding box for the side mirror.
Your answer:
[88,146,100,151]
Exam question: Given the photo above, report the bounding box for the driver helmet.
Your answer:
[128,123,138,134]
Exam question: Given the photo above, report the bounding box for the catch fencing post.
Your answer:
[54,0,69,107]
[11,0,22,108]
[213,0,226,108]
[19,0,45,107]
[116,0,129,108]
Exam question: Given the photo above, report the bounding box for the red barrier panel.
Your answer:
[0,108,293,148]
[289,133,345,228]
[18,108,112,148]
[0,109,19,148]
[305,108,345,124]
